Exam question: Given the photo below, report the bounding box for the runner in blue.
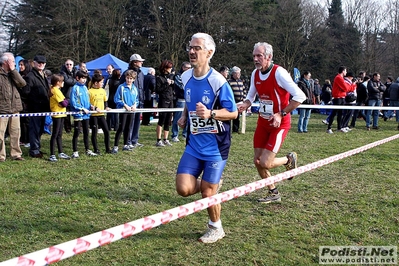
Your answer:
[175,32,238,244]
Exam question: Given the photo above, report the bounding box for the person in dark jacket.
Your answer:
[60,59,76,133]
[388,77,399,130]
[0,52,26,162]
[18,59,32,147]
[366,72,386,130]
[297,71,313,133]
[171,62,191,141]
[120,54,145,148]
[350,76,369,128]
[383,76,393,120]
[228,66,246,133]
[155,60,174,147]
[106,69,121,131]
[141,67,156,126]
[23,55,51,158]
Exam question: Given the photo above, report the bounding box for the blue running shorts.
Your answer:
[177,152,226,184]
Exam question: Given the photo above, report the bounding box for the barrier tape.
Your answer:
[296,105,399,110]
[1,104,398,118]
[0,108,184,118]
[1,133,398,266]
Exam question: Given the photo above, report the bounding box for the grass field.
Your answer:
[0,113,398,266]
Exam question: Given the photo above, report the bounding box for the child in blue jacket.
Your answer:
[70,70,99,158]
[111,70,138,153]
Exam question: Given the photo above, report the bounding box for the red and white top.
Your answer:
[246,64,306,129]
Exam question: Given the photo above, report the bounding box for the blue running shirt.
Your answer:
[182,68,237,160]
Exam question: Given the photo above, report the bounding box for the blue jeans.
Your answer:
[128,112,141,145]
[297,108,311,132]
[366,99,381,128]
[390,100,399,122]
[172,100,187,138]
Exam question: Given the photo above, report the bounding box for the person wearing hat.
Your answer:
[23,55,51,158]
[120,53,145,148]
[0,52,26,162]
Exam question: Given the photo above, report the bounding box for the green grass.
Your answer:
[1,113,398,266]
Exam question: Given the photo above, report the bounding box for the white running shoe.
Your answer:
[86,150,98,156]
[163,140,172,146]
[111,147,118,154]
[326,129,333,134]
[133,143,144,148]
[198,225,225,243]
[171,136,180,142]
[122,145,133,151]
[156,140,165,147]
[71,151,79,159]
[48,155,58,162]
[58,153,71,160]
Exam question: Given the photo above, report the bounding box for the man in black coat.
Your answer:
[24,55,51,158]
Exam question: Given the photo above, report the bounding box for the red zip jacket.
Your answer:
[332,73,356,98]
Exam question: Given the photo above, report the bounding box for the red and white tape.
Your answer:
[0,108,185,118]
[1,105,399,118]
[1,134,398,266]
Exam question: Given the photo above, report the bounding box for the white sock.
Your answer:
[209,219,222,228]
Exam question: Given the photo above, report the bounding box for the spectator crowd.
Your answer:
[1,51,398,163]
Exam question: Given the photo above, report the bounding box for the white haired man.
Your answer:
[228,66,245,133]
[176,33,238,243]
[0,52,26,162]
[237,42,306,203]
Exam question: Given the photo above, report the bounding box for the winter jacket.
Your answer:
[70,82,91,120]
[0,68,25,114]
[59,65,76,100]
[156,75,174,108]
[356,81,368,104]
[114,82,139,108]
[23,68,51,112]
[332,73,356,99]
[389,79,399,101]
[367,78,386,100]
[143,73,155,101]
[297,78,313,104]
[120,67,145,107]
[107,77,120,109]
[173,72,184,100]
[321,84,332,103]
